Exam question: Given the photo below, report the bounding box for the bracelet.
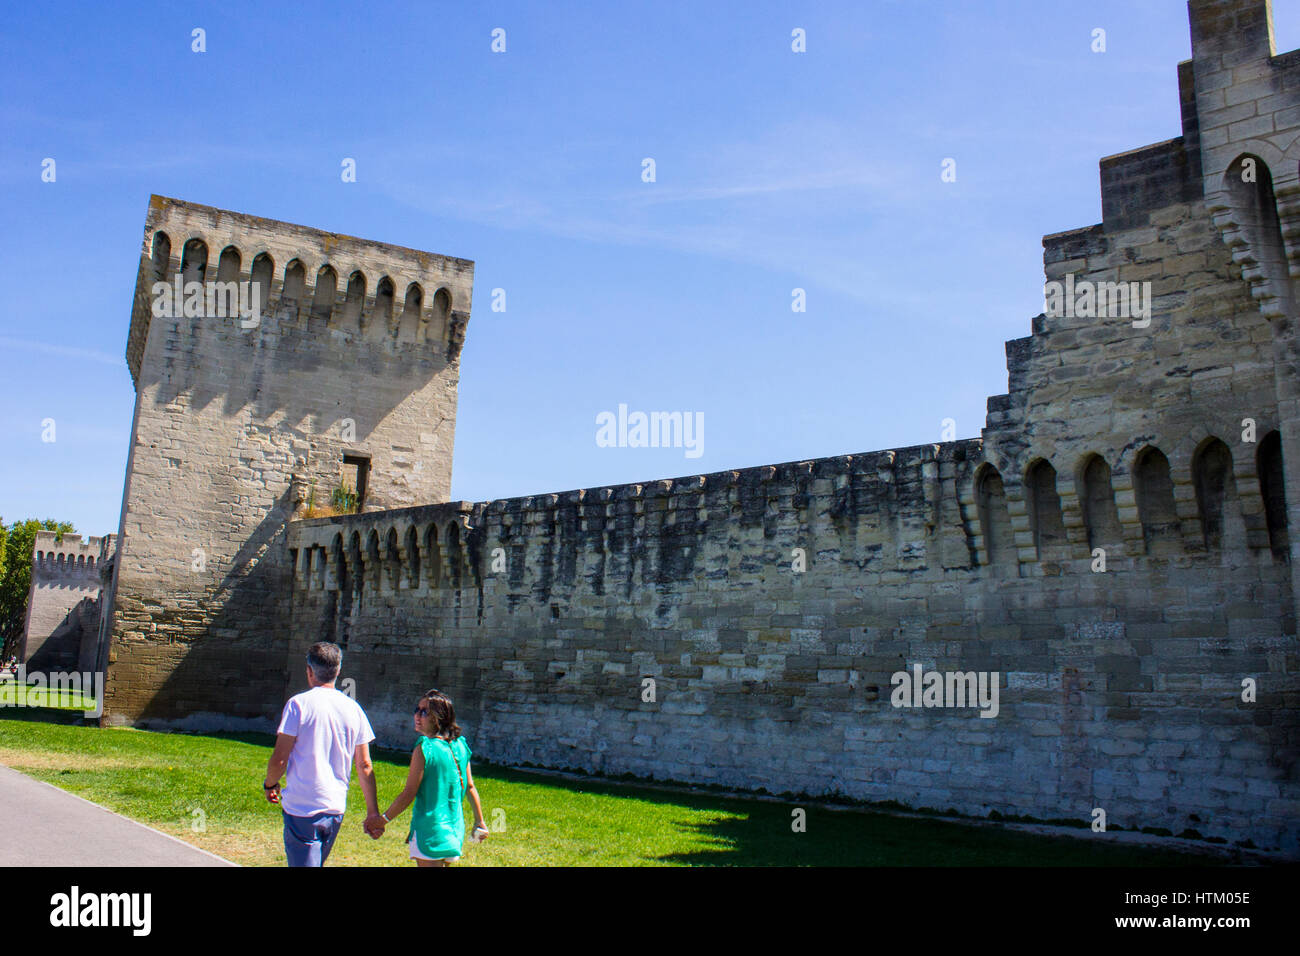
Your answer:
[381,812,390,823]
[263,781,279,790]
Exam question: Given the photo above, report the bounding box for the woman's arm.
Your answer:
[464,762,487,832]
[381,746,426,824]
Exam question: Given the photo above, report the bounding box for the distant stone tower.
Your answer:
[22,532,115,673]
[100,196,474,725]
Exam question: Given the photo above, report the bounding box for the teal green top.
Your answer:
[407,735,472,858]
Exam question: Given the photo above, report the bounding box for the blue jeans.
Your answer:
[283,810,344,867]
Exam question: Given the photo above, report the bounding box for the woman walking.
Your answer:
[371,689,487,866]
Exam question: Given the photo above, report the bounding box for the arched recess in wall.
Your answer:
[311,266,336,324]
[217,246,241,283]
[1025,459,1068,559]
[1224,154,1290,308]
[1258,430,1289,561]
[1134,446,1180,555]
[398,284,422,343]
[384,528,401,591]
[342,271,366,331]
[425,524,441,587]
[348,531,363,593]
[282,260,306,314]
[181,238,208,285]
[151,232,171,281]
[370,277,394,337]
[975,464,1014,567]
[365,530,382,591]
[405,526,421,588]
[1192,437,1237,552]
[445,523,463,588]
[1078,454,1123,552]
[332,533,348,592]
[314,546,328,588]
[426,288,451,346]
[251,254,275,320]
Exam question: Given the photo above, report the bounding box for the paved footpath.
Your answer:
[0,763,234,866]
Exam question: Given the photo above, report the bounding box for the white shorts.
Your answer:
[408,837,459,863]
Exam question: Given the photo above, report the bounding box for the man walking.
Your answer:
[263,642,382,866]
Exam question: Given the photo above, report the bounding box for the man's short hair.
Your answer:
[307,643,342,684]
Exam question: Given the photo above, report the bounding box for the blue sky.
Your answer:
[3,1,1299,536]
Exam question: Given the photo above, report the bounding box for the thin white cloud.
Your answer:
[0,336,123,367]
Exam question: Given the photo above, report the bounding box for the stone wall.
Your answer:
[281,428,1295,852]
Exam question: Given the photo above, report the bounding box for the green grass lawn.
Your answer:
[0,717,1226,867]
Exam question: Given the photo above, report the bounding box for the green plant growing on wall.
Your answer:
[330,481,359,515]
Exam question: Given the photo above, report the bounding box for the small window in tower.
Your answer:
[341,454,370,512]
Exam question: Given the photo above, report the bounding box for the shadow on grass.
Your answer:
[0,705,94,726]
[448,762,1226,867]
[651,806,1225,867]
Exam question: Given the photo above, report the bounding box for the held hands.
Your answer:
[363,812,387,839]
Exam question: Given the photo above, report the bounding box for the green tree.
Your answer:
[0,519,76,661]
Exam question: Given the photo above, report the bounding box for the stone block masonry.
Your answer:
[81,0,1299,855]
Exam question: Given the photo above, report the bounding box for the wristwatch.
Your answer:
[263,781,279,790]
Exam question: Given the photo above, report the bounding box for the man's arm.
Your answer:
[355,741,380,819]
[264,733,296,803]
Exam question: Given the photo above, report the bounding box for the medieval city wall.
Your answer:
[273,30,1300,851]
[93,0,1300,854]
[282,435,1296,851]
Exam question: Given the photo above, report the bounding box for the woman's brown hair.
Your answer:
[421,688,462,740]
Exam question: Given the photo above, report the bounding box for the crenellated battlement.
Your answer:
[31,531,115,576]
[127,195,475,386]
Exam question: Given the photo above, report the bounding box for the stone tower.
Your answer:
[1188,0,1300,616]
[100,196,474,725]
[22,532,115,673]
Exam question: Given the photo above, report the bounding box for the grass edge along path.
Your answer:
[0,718,1241,867]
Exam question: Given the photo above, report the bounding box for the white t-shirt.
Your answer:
[276,686,376,817]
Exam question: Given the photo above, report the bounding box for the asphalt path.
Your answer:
[0,763,234,866]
